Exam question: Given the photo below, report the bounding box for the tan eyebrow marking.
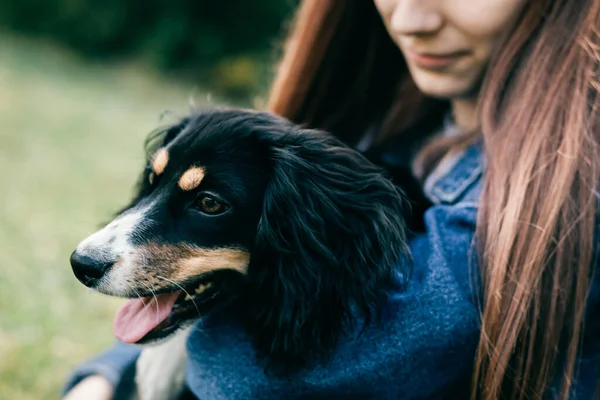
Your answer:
[178,167,206,191]
[152,148,169,175]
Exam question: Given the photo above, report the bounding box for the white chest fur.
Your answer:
[134,326,192,400]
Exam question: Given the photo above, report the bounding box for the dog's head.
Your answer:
[70,107,410,374]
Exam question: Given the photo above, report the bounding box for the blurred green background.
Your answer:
[0,1,298,399]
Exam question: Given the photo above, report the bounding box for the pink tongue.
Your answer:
[113,291,181,344]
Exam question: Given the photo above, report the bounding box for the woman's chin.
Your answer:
[410,69,482,101]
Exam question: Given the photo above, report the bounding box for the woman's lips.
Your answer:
[405,49,471,70]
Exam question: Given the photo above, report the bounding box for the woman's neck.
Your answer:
[451,98,479,132]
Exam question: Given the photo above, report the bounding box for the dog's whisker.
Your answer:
[156,275,202,317]
[190,322,210,340]
[137,278,161,323]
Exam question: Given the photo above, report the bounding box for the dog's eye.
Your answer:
[196,195,229,215]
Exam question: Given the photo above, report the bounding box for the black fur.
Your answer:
[121,107,412,376]
[245,124,411,375]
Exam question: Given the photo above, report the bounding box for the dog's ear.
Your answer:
[246,128,412,376]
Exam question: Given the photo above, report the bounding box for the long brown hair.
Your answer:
[265,1,600,399]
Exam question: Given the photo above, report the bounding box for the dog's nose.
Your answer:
[70,251,113,287]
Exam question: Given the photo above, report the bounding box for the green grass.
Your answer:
[0,34,233,400]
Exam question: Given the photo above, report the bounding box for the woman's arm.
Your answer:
[63,375,113,400]
[62,341,141,399]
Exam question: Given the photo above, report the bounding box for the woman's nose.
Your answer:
[389,0,443,36]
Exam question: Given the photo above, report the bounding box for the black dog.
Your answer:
[70,108,411,399]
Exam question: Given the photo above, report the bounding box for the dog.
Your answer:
[69,107,411,399]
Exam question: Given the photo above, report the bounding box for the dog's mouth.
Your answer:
[112,271,244,344]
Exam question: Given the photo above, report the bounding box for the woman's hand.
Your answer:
[63,375,114,400]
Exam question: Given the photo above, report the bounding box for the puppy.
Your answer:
[70,108,411,399]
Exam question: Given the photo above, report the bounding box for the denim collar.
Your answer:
[424,141,484,207]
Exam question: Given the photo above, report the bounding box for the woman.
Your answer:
[64,0,600,399]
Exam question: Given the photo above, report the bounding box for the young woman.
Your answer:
[64,0,600,399]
